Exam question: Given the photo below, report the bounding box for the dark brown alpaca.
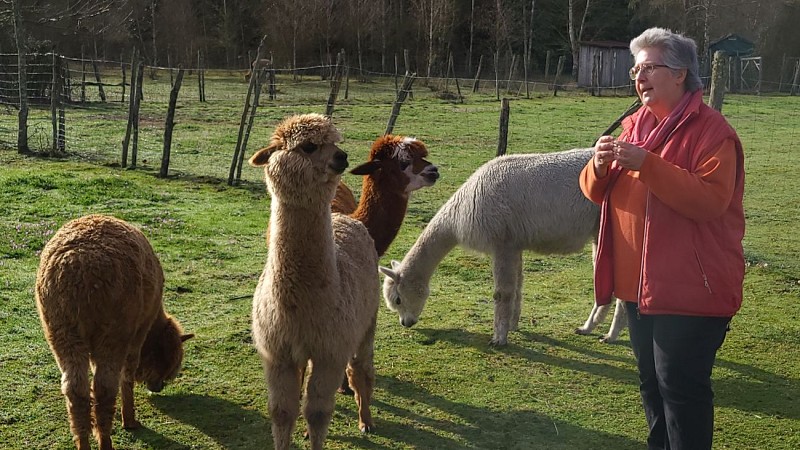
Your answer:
[35,214,193,450]
[334,134,439,256]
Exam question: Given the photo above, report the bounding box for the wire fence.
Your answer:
[1,53,799,185]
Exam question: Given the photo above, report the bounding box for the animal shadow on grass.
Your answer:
[150,394,271,449]
[416,327,637,384]
[335,374,642,450]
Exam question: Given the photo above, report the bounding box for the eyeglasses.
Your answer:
[629,63,670,80]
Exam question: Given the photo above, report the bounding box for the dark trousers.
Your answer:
[624,301,730,450]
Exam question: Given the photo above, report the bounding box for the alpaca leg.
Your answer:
[601,298,628,343]
[347,322,377,433]
[265,359,303,450]
[490,250,522,346]
[91,357,124,450]
[576,239,610,335]
[576,302,612,335]
[304,361,346,450]
[510,252,524,331]
[55,349,92,450]
[119,330,147,429]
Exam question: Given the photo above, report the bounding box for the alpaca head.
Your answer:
[350,135,439,193]
[249,113,348,206]
[136,315,194,393]
[379,260,429,328]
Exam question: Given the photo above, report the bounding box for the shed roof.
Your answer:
[579,40,630,49]
[708,33,755,56]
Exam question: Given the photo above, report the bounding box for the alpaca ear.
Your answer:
[181,333,195,342]
[249,144,279,167]
[390,259,402,271]
[350,160,382,176]
[378,265,399,282]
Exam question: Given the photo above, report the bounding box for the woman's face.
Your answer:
[633,47,687,120]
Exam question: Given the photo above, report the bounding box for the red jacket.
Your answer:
[583,93,745,317]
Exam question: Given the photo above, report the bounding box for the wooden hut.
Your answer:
[577,41,632,88]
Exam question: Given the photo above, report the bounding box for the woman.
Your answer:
[579,28,745,450]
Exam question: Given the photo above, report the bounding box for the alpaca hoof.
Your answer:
[489,337,507,347]
[122,418,141,430]
[337,385,355,396]
[599,334,619,343]
[575,327,592,336]
[360,423,373,434]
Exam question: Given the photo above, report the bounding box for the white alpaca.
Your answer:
[249,114,380,449]
[380,148,626,346]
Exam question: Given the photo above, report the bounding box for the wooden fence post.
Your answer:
[708,51,728,112]
[229,35,267,186]
[472,54,483,93]
[130,60,144,168]
[385,71,416,135]
[791,59,800,96]
[160,67,185,178]
[121,50,138,167]
[497,98,510,156]
[92,41,106,102]
[325,50,345,117]
[553,56,565,96]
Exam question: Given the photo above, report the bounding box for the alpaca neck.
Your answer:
[401,213,457,284]
[268,200,336,276]
[351,177,408,257]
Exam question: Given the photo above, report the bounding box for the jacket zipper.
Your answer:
[694,249,713,294]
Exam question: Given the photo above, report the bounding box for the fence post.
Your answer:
[791,59,800,96]
[553,56,565,96]
[92,41,106,102]
[13,0,29,153]
[50,51,64,155]
[385,71,416,135]
[325,50,345,117]
[122,50,138,167]
[130,60,144,168]
[497,98,510,156]
[229,35,267,186]
[160,67,185,178]
[708,51,728,112]
[472,54,483,93]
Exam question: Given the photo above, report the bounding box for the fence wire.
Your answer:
[1,53,799,184]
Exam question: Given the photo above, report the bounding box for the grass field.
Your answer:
[1,75,799,449]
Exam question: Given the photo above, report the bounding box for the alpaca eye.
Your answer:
[299,142,317,154]
[395,296,402,305]
[399,161,410,170]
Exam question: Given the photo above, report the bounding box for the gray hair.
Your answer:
[630,27,703,92]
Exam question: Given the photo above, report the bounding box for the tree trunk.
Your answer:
[13,0,28,153]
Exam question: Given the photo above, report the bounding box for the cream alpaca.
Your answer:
[249,113,380,449]
[381,148,626,345]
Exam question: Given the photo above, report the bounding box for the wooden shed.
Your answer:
[577,41,633,88]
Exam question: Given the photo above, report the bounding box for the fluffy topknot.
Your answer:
[270,113,342,152]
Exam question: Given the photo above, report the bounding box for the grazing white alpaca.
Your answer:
[249,113,380,450]
[381,148,627,346]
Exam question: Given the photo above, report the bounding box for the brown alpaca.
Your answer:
[249,113,380,450]
[334,135,439,256]
[35,215,193,450]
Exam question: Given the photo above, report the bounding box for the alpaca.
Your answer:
[335,135,439,256]
[249,113,380,449]
[380,148,616,346]
[35,214,193,450]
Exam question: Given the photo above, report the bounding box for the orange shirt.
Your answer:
[581,139,737,301]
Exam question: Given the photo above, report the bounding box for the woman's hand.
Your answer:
[593,135,616,177]
[612,141,647,171]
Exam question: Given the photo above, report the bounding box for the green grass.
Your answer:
[1,75,798,449]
